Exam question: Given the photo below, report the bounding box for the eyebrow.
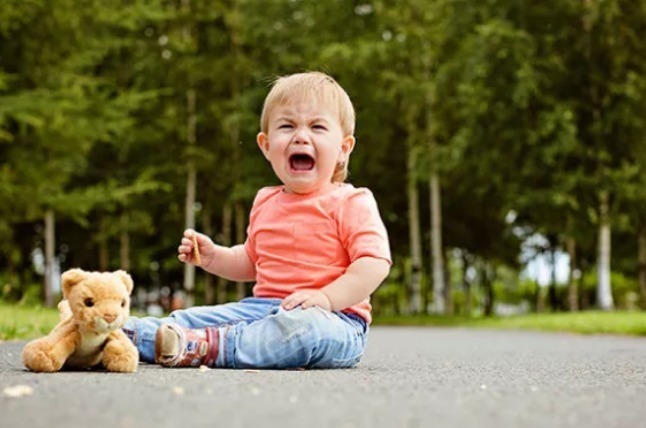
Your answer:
[310,117,330,123]
[275,116,329,122]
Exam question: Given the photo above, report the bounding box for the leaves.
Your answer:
[0,0,644,305]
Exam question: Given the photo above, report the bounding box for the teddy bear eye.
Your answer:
[84,298,94,307]
[121,299,126,308]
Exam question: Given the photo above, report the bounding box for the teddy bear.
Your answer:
[22,268,139,373]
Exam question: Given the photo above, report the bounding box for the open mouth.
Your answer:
[289,153,315,172]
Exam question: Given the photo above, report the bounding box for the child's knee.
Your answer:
[272,307,333,340]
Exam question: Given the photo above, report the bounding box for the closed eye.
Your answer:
[312,124,327,131]
[278,124,293,129]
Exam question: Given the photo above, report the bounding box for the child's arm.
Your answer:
[281,256,390,311]
[178,229,256,282]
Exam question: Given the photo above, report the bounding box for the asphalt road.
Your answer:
[1,327,645,428]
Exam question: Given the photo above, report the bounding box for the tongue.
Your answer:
[291,156,314,171]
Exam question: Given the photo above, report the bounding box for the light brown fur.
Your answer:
[22,269,139,373]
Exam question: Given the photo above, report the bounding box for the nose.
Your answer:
[103,314,117,324]
[292,127,311,145]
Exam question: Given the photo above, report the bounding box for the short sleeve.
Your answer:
[243,186,281,264]
[244,231,258,264]
[337,189,392,264]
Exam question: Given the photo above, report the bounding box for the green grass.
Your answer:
[1,302,645,340]
[373,311,646,336]
[0,302,60,341]
[0,302,149,341]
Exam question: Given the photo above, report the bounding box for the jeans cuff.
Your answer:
[123,318,138,345]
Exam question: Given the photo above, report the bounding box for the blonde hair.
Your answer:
[260,72,356,183]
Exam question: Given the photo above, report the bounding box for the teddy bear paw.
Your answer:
[103,353,138,373]
[23,348,64,373]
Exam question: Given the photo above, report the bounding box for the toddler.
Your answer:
[123,72,391,369]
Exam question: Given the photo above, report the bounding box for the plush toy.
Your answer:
[22,268,139,373]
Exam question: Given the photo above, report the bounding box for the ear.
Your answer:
[61,269,88,299]
[339,135,355,163]
[256,132,271,160]
[115,270,134,295]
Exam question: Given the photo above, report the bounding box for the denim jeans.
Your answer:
[123,297,368,369]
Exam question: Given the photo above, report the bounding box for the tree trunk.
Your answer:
[120,214,130,271]
[230,5,244,302]
[597,191,613,310]
[582,0,613,311]
[536,281,546,313]
[217,204,232,304]
[44,210,55,307]
[566,235,578,311]
[481,263,494,317]
[407,147,422,314]
[638,228,646,308]
[182,89,197,308]
[548,245,558,311]
[181,0,197,308]
[442,247,452,315]
[202,208,215,305]
[235,202,246,301]
[422,40,446,315]
[429,170,445,313]
[393,291,401,316]
[579,266,590,309]
[461,252,471,316]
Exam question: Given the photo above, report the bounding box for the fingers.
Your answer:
[177,248,193,264]
[282,293,309,310]
[300,298,316,309]
[178,242,193,255]
[282,292,330,311]
[301,294,327,310]
[178,229,199,264]
[184,228,199,241]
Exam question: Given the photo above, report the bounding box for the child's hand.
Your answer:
[281,290,332,311]
[177,229,214,267]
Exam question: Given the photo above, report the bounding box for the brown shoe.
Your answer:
[154,323,219,367]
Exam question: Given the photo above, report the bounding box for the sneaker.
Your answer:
[154,323,219,368]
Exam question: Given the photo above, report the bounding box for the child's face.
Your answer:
[257,100,354,194]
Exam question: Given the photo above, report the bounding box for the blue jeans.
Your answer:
[123,297,368,369]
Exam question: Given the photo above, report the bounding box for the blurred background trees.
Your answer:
[0,0,644,316]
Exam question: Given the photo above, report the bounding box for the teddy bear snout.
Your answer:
[103,313,117,323]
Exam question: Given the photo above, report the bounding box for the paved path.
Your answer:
[1,327,646,428]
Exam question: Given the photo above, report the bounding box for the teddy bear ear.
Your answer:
[115,270,134,295]
[61,269,88,298]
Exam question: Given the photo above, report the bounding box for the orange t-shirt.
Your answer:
[244,183,391,324]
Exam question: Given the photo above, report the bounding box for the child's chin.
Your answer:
[285,182,319,194]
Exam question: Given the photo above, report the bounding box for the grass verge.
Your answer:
[0,302,149,341]
[1,302,645,341]
[0,302,60,341]
[373,311,646,336]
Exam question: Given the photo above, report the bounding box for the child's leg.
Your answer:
[123,297,280,363]
[226,306,367,369]
[159,305,368,369]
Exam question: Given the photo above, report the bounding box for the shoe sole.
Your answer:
[154,324,176,365]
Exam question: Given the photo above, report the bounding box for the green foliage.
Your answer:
[374,311,646,336]
[494,276,537,306]
[580,270,640,309]
[0,0,644,315]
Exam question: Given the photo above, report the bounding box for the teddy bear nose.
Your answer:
[103,314,117,323]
